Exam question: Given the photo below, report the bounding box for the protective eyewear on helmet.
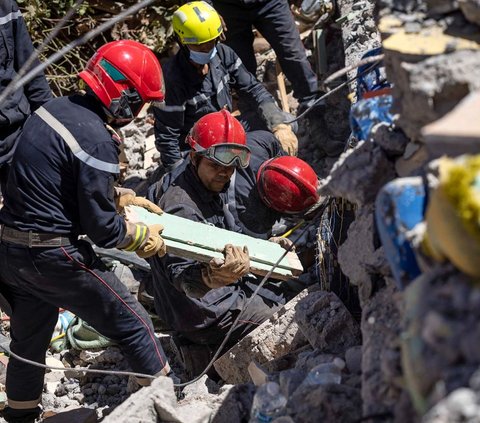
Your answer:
[198,144,251,168]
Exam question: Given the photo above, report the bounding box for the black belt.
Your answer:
[0,225,74,248]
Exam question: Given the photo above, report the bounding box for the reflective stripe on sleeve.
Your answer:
[35,107,120,174]
[124,224,148,251]
[0,10,22,25]
[158,104,186,112]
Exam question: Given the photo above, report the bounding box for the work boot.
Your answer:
[0,406,42,423]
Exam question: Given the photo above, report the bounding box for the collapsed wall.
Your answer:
[319,0,480,421]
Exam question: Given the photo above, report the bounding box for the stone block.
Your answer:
[294,291,361,353]
[213,290,309,384]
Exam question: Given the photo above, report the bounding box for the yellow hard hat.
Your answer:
[172,1,223,45]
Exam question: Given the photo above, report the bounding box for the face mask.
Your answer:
[189,46,217,65]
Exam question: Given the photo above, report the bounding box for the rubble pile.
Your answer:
[1,0,480,422]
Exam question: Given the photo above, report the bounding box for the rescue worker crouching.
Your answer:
[0,40,176,423]
[153,0,299,173]
[147,110,291,376]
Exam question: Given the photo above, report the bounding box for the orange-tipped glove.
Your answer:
[272,124,298,156]
[201,244,250,289]
[114,187,163,215]
[117,222,166,258]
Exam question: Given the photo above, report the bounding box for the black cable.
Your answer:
[285,59,383,123]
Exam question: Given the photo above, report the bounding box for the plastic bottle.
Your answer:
[302,358,345,386]
[249,382,287,423]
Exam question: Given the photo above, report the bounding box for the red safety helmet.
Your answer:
[257,156,320,214]
[79,40,165,124]
[187,110,251,168]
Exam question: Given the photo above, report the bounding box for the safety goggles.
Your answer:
[195,143,251,168]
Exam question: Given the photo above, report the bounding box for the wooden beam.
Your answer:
[275,60,290,114]
[125,205,303,281]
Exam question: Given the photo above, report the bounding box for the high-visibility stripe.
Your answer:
[159,104,186,112]
[0,10,22,26]
[35,107,120,174]
[186,93,209,106]
[7,397,41,409]
[124,224,147,251]
[233,57,242,70]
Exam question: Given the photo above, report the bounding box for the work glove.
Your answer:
[114,187,163,215]
[272,124,298,156]
[117,222,166,258]
[136,224,166,259]
[201,244,250,289]
[269,236,295,251]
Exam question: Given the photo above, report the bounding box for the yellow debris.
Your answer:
[380,18,480,55]
[424,156,480,278]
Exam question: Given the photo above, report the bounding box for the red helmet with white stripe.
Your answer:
[79,40,165,124]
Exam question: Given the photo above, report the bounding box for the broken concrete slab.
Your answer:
[319,141,396,206]
[384,50,480,142]
[294,291,361,353]
[102,377,178,423]
[337,205,376,290]
[422,91,480,158]
[213,290,309,384]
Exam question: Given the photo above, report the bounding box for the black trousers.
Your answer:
[0,239,169,406]
[213,0,318,102]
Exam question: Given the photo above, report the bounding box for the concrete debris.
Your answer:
[385,50,480,142]
[337,205,383,295]
[213,289,309,384]
[371,122,409,157]
[3,0,479,420]
[319,141,396,206]
[361,282,408,418]
[421,90,480,158]
[422,388,480,423]
[294,291,361,353]
[402,267,480,414]
[459,0,480,26]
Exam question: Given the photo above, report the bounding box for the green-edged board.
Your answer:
[125,205,303,281]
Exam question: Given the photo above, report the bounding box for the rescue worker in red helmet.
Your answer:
[0,40,175,423]
[146,110,289,376]
[151,121,320,240]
